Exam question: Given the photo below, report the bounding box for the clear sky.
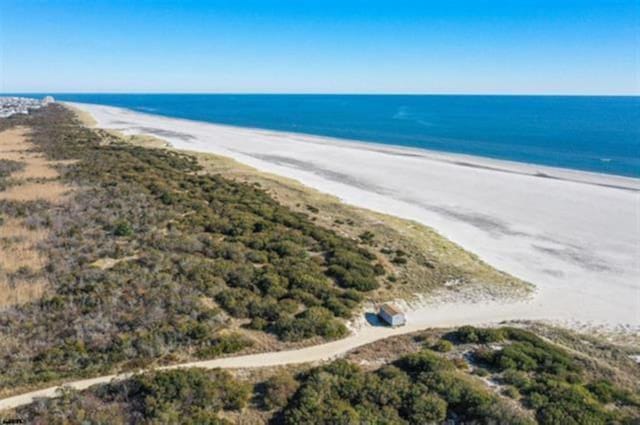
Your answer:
[1,0,638,94]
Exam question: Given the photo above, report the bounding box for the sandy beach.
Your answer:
[69,102,640,331]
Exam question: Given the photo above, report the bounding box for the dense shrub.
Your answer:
[195,333,254,359]
[274,306,347,341]
[112,220,134,236]
[262,373,299,410]
[0,105,381,391]
[16,369,249,424]
[451,326,638,424]
[14,327,639,424]
[431,339,453,352]
[453,325,507,343]
[280,352,532,425]
[125,369,250,416]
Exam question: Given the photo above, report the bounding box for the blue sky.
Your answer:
[1,0,638,94]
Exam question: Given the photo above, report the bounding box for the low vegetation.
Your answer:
[13,326,637,424]
[452,326,640,424]
[0,159,23,188]
[278,354,529,424]
[0,128,58,308]
[0,106,382,394]
[186,139,530,303]
[0,104,534,398]
[19,368,251,425]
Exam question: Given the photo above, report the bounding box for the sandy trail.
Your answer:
[68,102,640,329]
[1,103,638,411]
[0,297,545,411]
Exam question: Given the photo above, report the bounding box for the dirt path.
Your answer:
[0,311,488,411]
[0,122,532,411]
[0,293,547,412]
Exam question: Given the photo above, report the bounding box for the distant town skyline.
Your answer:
[1,0,638,94]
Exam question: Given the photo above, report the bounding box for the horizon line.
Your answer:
[2,92,639,97]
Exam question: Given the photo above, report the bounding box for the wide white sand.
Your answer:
[69,102,640,331]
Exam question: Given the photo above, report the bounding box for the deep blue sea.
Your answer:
[18,94,640,177]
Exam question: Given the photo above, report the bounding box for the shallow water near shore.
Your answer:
[16,93,640,177]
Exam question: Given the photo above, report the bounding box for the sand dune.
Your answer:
[68,102,640,330]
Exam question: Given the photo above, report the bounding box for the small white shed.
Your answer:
[378,304,406,327]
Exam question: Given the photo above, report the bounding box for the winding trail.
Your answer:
[0,324,410,411]
[3,101,637,410]
[0,296,549,411]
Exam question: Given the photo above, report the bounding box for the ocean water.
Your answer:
[19,94,640,177]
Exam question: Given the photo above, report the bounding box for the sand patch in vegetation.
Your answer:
[11,156,60,179]
[0,127,32,153]
[89,255,139,270]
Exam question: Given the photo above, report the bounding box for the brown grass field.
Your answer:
[0,127,70,307]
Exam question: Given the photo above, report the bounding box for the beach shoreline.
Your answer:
[66,101,639,189]
[67,101,640,331]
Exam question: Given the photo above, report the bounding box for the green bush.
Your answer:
[113,220,133,236]
[12,368,252,423]
[432,339,453,352]
[398,349,454,375]
[503,386,520,399]
[454,325,506,343]
[109,369,248,423]
[280,352,532,425]
[195,333,253,359]
[262,373,299,410]
[0,106,382,393]
[274,306,348,341]
[452,326,632,424]
[407,393,447,423]
[358,230,375,244]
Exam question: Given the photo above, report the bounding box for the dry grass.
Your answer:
[0,181,69,202]
[124,134,170,149]
[0,127,31,152]
[0,126,69,202]
[0,279,47,309]
[0,217,48,308]
[0,126,71,307]
[0,218,46,273]
[345,331,429,370]
[11,156,60,179]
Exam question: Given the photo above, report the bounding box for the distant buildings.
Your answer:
[378,303,406,327]
[0,96,55,118]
